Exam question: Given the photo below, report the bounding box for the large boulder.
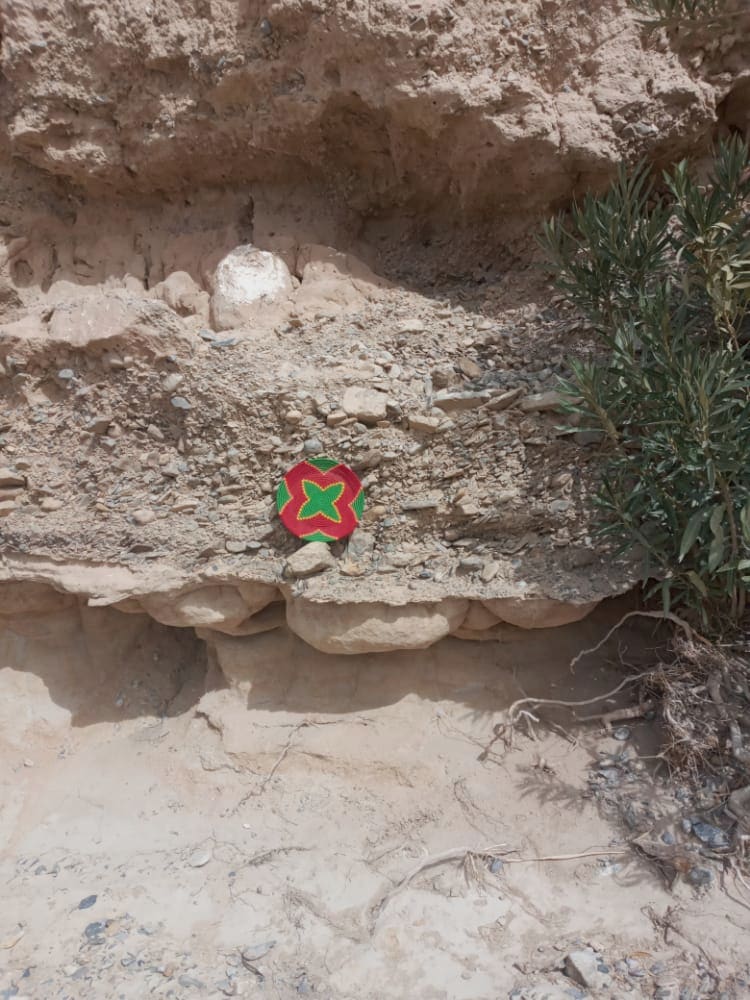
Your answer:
[481,597,599,630]
[286,596,468,654]
[43,291,191,358]
[210,246,293,331]
[139,582,278,629]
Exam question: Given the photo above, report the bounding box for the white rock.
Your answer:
[286,597,469,654]
[188,848,212,868]
[132,508,157,525]
[341,386,388,424]
[211,246,293,331]
[285,542,336,578]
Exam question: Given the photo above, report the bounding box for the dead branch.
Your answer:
[570,609,700,670]
[369,844,508,925]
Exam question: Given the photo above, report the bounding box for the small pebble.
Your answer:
[612,726,630,741]
[241,941,276,963]
[691,820,729,849]
[188,848,212,868]
[687,866,713,887]
[78,895,97,910]
[171,396,192,410]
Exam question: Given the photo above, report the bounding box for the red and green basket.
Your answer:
[276,457,365,542]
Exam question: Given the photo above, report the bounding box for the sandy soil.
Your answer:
[1,600,749,1000]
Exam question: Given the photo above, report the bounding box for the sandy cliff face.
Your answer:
[0,0,747,641]
[1,0,746,222]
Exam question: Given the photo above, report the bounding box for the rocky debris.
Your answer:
[211,246,293,331]
[341,386,389,424]
[285,542,337,578]
[0,499,17,517]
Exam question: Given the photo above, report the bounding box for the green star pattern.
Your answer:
[298,478,345,523]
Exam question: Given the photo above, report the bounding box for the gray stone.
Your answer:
[564,949,611,990]
[550,499,572,514]
[178,975,206,989]
[480,560,500,583]
[225,540,247,554]
[285,542,336,578]
[241,941,276,963]
[487,387,524,411]
[347,529,375,563]
[303,437,323,454]
[433,390,490,412]
[691,820,729,849]
[171,396,192,410]
[687,866,713,886]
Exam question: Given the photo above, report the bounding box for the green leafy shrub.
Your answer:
[542,137,750,626]
[629,0,725,28]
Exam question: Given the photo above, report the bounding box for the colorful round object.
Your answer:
[276,457,365,542]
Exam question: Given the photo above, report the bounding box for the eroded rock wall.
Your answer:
[1,0,747,226]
